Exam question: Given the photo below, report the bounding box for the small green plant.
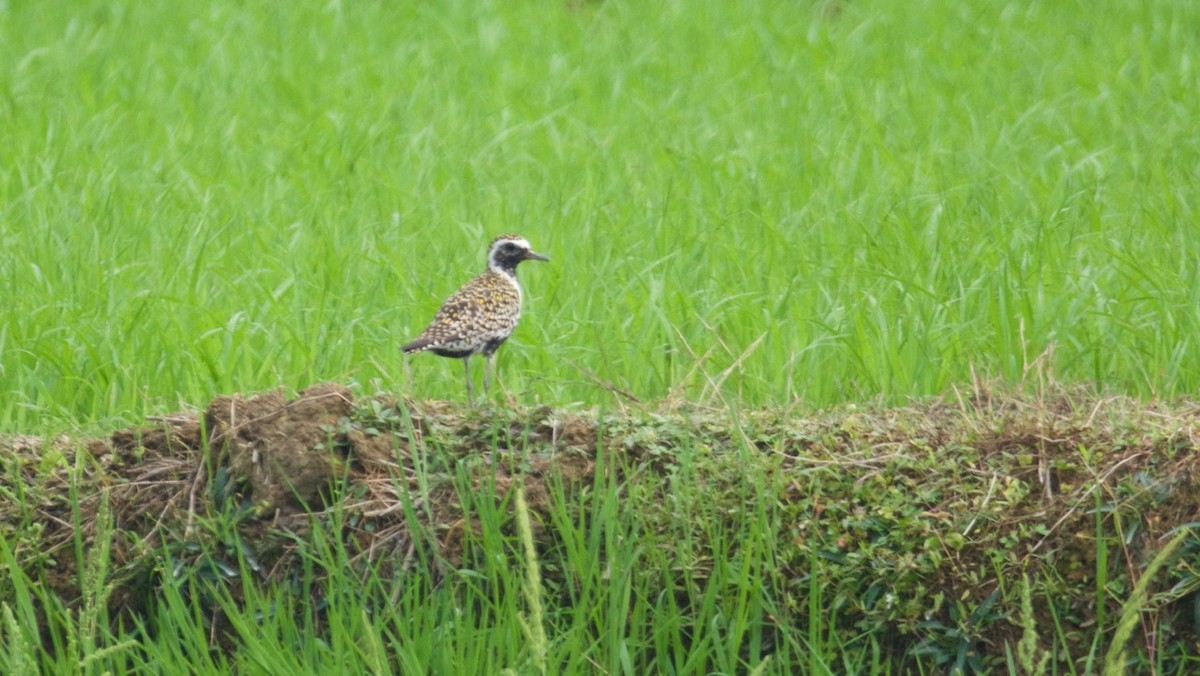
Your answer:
[512,485,548,675]
[1016,575,1050,676]
[0,602,36,676]
[1104,527,1193,675]
[911,589,1003,674]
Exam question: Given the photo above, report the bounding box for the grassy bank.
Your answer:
[3,383,1200,673]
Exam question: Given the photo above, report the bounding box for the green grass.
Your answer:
[6,386,1200,673]
[0,425,857,674]
[2,0,1199,428]
[4,0,1200,672]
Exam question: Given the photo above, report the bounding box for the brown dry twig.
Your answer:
[561,356,642,408]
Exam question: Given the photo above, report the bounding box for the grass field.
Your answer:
[3,0,1198,429]
[2,0,1200,673]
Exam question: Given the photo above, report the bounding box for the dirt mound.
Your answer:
[4,383,1200,667]
[208,383,354,511]
[1,385,595,621]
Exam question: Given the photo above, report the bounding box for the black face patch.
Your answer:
[490,241,530,272]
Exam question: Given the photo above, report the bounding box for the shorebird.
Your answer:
[401,234,548,402]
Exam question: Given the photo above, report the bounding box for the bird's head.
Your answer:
[487,234,549,273]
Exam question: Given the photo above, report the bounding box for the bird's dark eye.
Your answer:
[503,243,518,252]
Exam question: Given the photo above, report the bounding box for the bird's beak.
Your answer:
[525,250,550,262]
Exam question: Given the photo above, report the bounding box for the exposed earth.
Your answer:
[3,383,1200,660]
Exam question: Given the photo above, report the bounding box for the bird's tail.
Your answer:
[400,338,433,354]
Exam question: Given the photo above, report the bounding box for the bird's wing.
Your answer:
[433,291,479,328]
[401,287,481,353]
[402,272,522,353]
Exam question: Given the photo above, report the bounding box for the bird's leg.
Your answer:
[463,355,474,405]
[486,353,517,407]
[483,353,493,398]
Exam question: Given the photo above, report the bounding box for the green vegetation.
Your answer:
[2,0,1199,426]
[2,0,1199,672]
[4,386,1200,673]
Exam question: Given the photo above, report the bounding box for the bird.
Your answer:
[401,234,549,403]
